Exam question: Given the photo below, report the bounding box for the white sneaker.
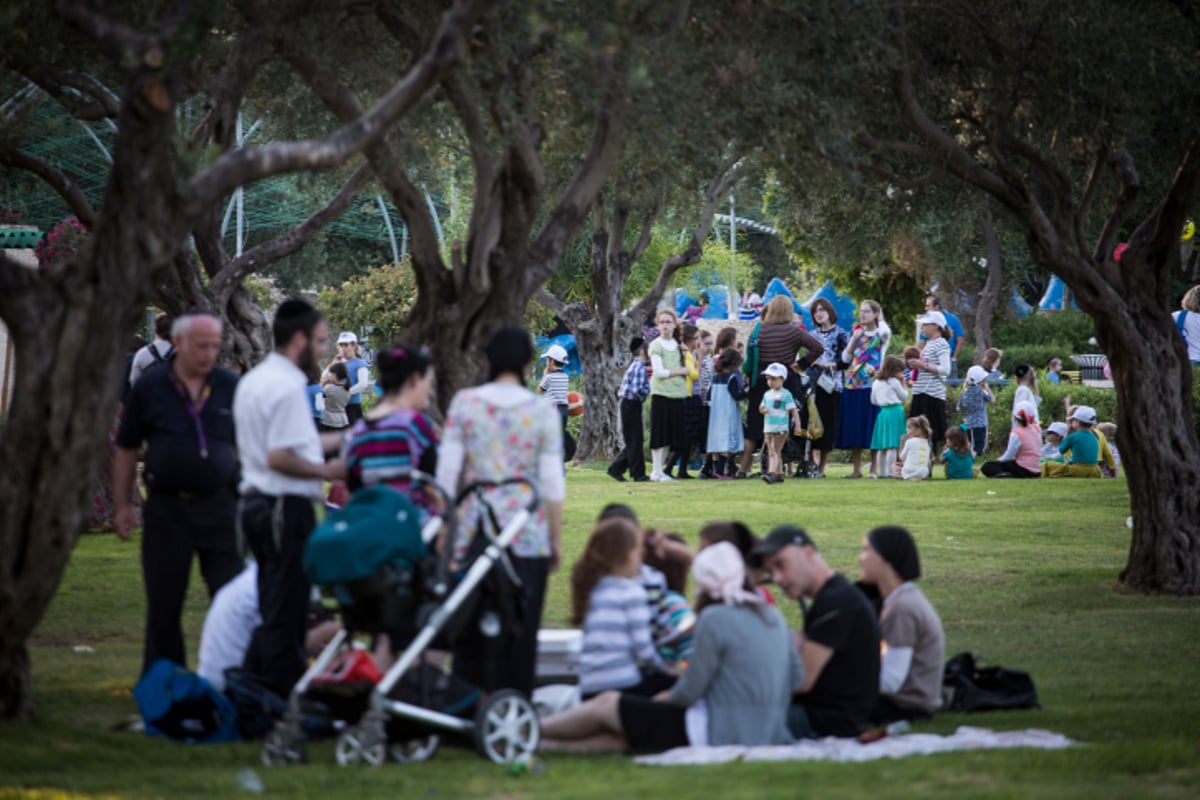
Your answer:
[649,472,663,482]
[657,473,674,482]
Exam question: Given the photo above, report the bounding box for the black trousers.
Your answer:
[557,405,577,462]
[140,491,241,675]
[452,555,549,698]
[346,402,363,425]
[609,398,646,479]
[240,494,317,696]
[981,460,1039,478]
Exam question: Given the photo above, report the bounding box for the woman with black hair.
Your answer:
[436,326,565,696]
[343,343,439,520]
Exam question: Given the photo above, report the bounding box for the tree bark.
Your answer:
[973,203,1003,357]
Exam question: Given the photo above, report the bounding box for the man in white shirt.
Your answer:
[234,299,345,695]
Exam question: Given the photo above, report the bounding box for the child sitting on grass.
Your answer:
[572,518,674,700]
[894,414,932,481]
[1041,421,1068,462]
[1096,422,1120,477]
[1042,406,1106,478]
[942,425,976,479]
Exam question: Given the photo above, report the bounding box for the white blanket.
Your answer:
[634,726,1074,766]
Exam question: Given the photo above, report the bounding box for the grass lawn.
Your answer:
[2,462,1199,799]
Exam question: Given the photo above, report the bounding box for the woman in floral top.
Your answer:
[436,326,565,696]
[835,300,891,478]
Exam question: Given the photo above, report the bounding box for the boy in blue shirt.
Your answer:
[758,363,801,484]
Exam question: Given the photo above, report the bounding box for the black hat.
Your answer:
[485,325,533,380]
[751,524,816,562]
[867,525,921,582]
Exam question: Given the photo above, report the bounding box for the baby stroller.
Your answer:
[261,473,541,767]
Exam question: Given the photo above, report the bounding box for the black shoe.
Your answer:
[677,472,693,480]
[606,469,626,482]
[633,475,651,482]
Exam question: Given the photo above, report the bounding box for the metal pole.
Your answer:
[729,195,737,320]
[376,195,400,263]
[235,113,244,257]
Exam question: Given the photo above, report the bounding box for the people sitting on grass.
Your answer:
[981,401,1042,479]
[540,541,803,753]
[1096,422,1121,477]
[753,525,880,739]
[1042,405,1109,478]
[856,526,946,725]
[1041,421,1069,462]
[571,517,675,700]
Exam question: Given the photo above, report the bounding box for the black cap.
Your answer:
[751,524,816,562]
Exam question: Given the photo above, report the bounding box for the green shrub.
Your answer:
[993,310,1096,350]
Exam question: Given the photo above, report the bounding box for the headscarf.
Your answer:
[867,526,922,582]
[692,542,763,607]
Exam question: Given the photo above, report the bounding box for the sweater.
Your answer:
[669,603,803,746]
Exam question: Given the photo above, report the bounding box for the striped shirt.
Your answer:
[697,355,714,403]
[345,409,440,518]
[618,359,650,402]
[538,370,570,406]
[913,338,950,400]
[578,576,663,696]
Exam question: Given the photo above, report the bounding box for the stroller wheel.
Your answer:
[335,723,388,767]
[390,734,439,763]
[473,689,540,764]
[262,727,306,766]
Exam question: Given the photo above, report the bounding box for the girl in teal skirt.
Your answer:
[869,355,909,478]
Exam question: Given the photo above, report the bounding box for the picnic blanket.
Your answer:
[634,726,1074,766]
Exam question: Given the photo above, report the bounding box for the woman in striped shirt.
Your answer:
[344,344,440,520]
[908,311,951,459]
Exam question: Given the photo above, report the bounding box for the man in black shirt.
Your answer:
[115,309,243,676]
[754,525,880,738]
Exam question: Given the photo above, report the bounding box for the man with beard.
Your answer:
[233,299,345,695]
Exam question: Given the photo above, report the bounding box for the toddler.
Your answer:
[902,345,922,385]
[1041,421,1068,462]
[894,415,932,481]
[1096,422,1120,477]
[942,424,976,479]
[1042,406,1103,478]
[956,365,994,456]
[758,362,801,484]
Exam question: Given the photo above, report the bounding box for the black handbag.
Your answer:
[943,651,1041,712]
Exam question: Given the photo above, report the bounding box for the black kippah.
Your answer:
[868,526,922,582]
[485,326,533,379]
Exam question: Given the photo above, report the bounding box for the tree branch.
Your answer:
[191,0,483,213]
[0,150,97,228]
[1092,151,1140,264]
[17,66,121,121]
[628,184,665,265]
[1130,138,1200,262]
[1076,143,1108,254]
[192,27,271,150]
[56,0,159,63]
[209,160,372,305]
[535,287,569,317]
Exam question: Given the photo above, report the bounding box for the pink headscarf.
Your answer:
[692,542,763,607]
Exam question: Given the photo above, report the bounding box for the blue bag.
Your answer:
[303,484,426,586]
[133,659,241,743]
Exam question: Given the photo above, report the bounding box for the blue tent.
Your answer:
[1038,275,1079,311]
[1011,288,1035,318]
[761,277,806,322]
[673,285,732,320]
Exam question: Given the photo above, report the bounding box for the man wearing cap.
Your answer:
[333,331,371,425]
[1041,405,1110,478]
[114,309,242,677]
[919,296,965,378]
[754,525,880,738]
[235,299,346,695]
[857,526,945,724]
[538,343,576,462]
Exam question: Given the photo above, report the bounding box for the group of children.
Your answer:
[593,307,1121,484]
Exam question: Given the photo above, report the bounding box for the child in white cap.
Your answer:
[1041,421,1069,462]
[758,363,801,484]
[1041,406,1103,478]
[539,343,575,462]
[956,365,994,456]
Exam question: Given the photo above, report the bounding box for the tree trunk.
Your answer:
[973,204,1003,358]
[572,314,639,461]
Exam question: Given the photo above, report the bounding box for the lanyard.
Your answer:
[169,369,213,459]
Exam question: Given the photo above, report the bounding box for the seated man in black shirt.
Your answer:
[754,525,880,738]
[115,309,243,677]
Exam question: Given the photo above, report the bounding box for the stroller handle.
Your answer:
[454,477,540,513]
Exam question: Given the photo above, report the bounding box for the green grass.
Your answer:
[3,463,1199,799]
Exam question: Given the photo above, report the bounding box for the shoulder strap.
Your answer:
[1178,310,1188,341]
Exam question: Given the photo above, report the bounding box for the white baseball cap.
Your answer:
[965,365,988,385]
[1046,421,1069,438]
[337,331,358,344]
[917,310,947,328]
[541,344,569,363]
[1068,405,1097,425]
[761,362,789,378]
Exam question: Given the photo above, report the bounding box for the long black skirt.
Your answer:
[650,395,686,451]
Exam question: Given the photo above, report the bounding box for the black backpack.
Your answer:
[149,342,175,365]
[943,651,1040,712]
